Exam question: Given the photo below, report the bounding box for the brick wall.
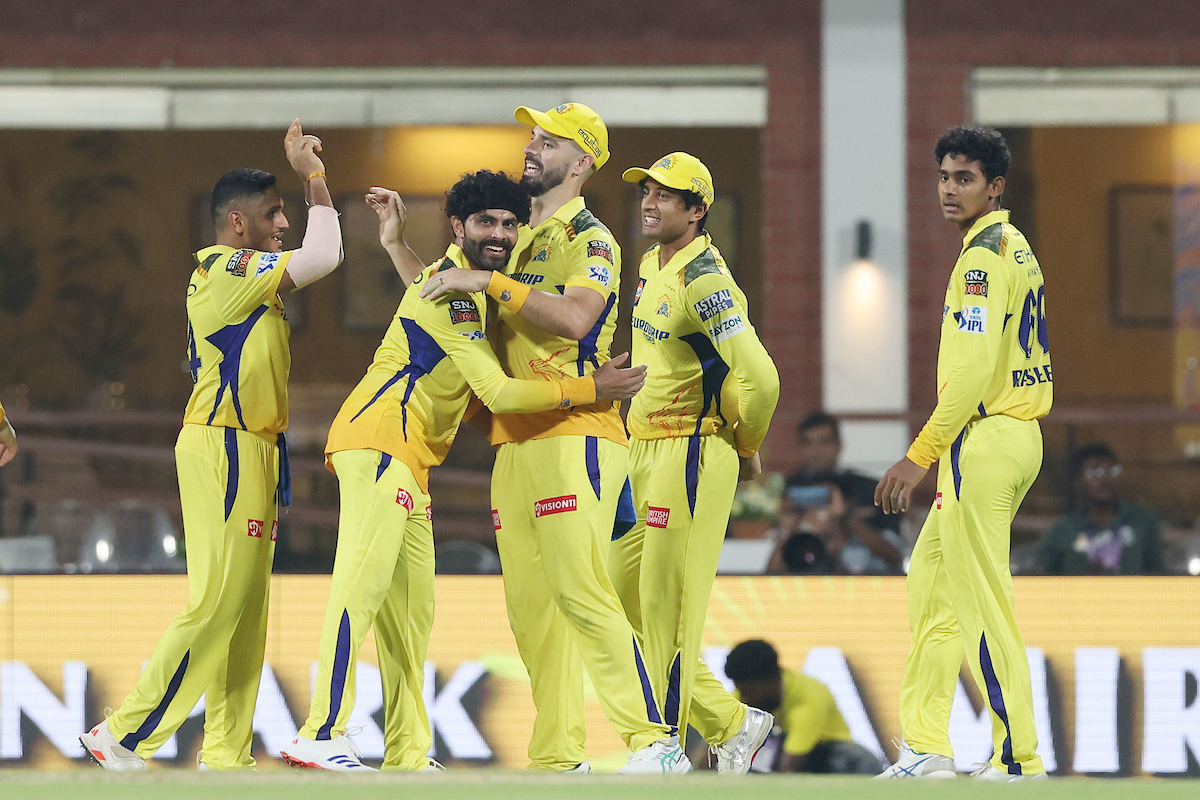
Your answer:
[0,0,823,471]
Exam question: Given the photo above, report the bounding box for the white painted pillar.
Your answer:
[821,0,909,476]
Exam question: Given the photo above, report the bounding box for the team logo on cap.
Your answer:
[577,128,602,157]
[554,103,574,115]
[654,155,676,171]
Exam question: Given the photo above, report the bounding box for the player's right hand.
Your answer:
[0,418,18,467]
[592,352,647,402]
[366,187,408,249]
[284,119,326,178]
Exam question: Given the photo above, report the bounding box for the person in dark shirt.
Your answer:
[1037,443,1163,575]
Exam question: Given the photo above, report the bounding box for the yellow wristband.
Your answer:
[307,171,327,182]
[487,271,532,313]
[558,376,597,409]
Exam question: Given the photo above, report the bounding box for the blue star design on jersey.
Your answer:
[349,317,447,439]
[205,304,270,429]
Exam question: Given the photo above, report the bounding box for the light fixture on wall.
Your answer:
[856,219,872,261]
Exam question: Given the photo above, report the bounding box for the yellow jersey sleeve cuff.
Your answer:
[487,271,531,313]
[559,376,596,409]
[905,442,937,470]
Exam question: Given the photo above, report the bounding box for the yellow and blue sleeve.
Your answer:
[563,230,620,297]
[208,249,292,323]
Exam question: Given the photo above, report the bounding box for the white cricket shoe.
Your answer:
[618,739,693,774]
[711,707,775,775]
[874,742,957,779]
[79,719,147,772]
[972,764,1047,781]
[565,760,591,774]
[420,758,446,773]
[280,733,376,771]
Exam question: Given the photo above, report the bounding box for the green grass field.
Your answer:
[1,771,1197,800]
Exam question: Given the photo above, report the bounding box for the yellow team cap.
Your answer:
[621,152,715,206]
[514,102,610,170]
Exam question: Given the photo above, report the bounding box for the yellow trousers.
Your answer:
[609,432,746,744]
[493,435,671,770]
[107,424,277,768]
[901,415,1045,776]
[298,449,435,770]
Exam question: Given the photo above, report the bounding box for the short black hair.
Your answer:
[1070,442,1119,480]
[210,168,277,226]
[638,178,709,230]
[934,126,1011,182]
[724,639,781,683]
[445,169,531,226]
[798,410,840,441]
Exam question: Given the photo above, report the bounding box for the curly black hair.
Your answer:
[934,125,1011,182]
[724,639,781,683]
[444,169,531,226]
[210,168,277,226]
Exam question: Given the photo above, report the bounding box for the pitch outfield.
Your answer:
[0,771,1197,800]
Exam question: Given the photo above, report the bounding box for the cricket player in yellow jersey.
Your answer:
[609,153,779,774]
[875,126,1052,782]
[0,401,16,466]
[280,171,646,772]
[81,121,345,771]
[420,104,680,773]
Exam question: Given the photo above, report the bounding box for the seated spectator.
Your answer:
[768,472,903,574]
[723,639,882,774]
[785,412,902,572]
[1037,443,1163,575]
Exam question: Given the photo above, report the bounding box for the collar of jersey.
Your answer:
[441,242,470,270]
[193,244,236,264]
[960,209,1010,248]
[643,231,712,275]
[538,195,588,231]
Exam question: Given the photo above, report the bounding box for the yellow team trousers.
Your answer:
[901,415,1045,776]
[493,435,672,770]
[609,431,746,745]
[107,424,278,768]
[298,449,435,770]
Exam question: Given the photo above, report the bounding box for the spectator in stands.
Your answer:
[722,639,881,774]
[1037,443,1163,575]
[784,412,902,572]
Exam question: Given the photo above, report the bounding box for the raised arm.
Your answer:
[279,119,343,292]
[367,186,426,287]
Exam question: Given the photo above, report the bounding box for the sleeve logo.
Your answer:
[492,509,502,530]
[256,252,281,276]
[957,305,988,334]
[587,264,612,288]
[426,506,433,521]
[709,314,747,343]
[633,277,646,306]
[587,240,614,264]
[226,249,253,278]
[449,298,481,325]
[693,289,735,321]
[534,494,577,517]
[271,520,278,541]
[964,269,988,297]
[396,488,414,512]
[461,330,486,341]
[647,506,671,528]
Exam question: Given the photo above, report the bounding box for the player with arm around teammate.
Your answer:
[82,121,344,771]
[874,126,1052,782]
[607,153,780,773]
[279,170,646,772]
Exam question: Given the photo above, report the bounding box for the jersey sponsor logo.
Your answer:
[935,492,943,510]
[1013,248,1036,265]
[256,252,281,276]
[532,244,551,262]
[449,298,481,325]
[227,249,253,278]
[513,272,545,286]
[709,314,747,343]
[647,506,670,528]
[270,520,278,542]
[693,289,735,321]
[964,269,988,297]
[397,488,414,512]
[248,519,265,538]
[426,506,433,521]
[633,316,670,342]
[633,277,646,305]
[492,509,501,530]
[957,305,987,334]
[1012,364,1054,387]
[534,494,577,518]
[587,240,614,264]
[461,330,486,341]
[587,264,612,287]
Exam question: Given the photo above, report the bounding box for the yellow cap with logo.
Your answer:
[514,103,610,170]
[621,152,715,206]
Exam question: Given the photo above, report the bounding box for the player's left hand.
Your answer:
[420,268,490,300]
[0,417,18,467]
[874,457,928,515]
[366,187,407,249]
[738,453,761,482]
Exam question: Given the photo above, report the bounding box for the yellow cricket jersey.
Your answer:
[326,244,595,493]
[182,245,294,437]
[0,400,5,426]
[627,234,779,458]
[488,195,625,446]
[908,210,1053,469]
